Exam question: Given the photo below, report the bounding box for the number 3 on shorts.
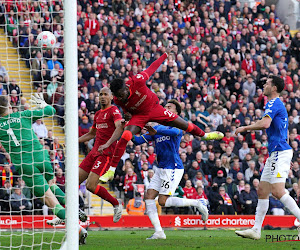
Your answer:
[161,180,170,189]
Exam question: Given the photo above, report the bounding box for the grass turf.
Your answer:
[0,229,299,249]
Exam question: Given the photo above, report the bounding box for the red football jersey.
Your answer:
[114,53,168,115]
[114,72,159,114]
[92,105,122,153]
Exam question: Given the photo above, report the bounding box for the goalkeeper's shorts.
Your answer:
[15,149,54,197]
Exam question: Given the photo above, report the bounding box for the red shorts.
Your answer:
[79,150,110,176]
[126,104,178,129]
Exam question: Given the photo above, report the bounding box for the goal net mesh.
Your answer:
[0,0,67,248]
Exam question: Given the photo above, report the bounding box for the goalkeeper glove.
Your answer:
[30,93,48,109]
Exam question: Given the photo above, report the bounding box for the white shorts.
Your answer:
[148,168,184,195]
[260,149,293,184]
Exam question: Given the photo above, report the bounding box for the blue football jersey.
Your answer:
[133,125,184,169]
[263,97,291,153]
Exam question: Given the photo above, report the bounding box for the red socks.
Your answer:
[110,130,133,167]
[94,185,119,206]
[186,122,205,137]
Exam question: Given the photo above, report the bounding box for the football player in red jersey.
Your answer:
[78,87,123,223]
[99,47,224,183]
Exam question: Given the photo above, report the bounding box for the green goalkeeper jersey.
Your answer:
[0,105,56,165]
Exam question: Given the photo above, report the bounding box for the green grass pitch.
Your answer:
[0,230,299,249]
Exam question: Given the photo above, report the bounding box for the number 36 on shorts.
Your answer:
[161,180,170,189]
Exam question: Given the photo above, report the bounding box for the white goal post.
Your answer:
[64,0,79,249]
[0,0,79,248]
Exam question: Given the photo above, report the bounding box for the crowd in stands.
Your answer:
[1,0,300,216]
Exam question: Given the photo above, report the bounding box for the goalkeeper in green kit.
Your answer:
[0,94,88,244]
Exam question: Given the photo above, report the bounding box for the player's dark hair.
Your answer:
[269,75,284,93]
[0,96,8,116]
[168,99,182,115]
[110,78,125,95]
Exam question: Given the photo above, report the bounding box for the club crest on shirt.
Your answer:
[113,109,120,115]
[136,74,144,79]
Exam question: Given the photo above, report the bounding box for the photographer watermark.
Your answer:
[265,234,300,242]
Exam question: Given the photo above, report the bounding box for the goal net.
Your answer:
[0,1,77,248]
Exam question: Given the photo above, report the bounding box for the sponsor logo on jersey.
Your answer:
[134,95,147,108]
[0,118,21,128]
[96,123,108,129]
[156,136,171,143]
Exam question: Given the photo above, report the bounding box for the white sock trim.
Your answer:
[280,193,300,221]
[109,166,116,171]
[253,199,269,233]
[145,199,162,232]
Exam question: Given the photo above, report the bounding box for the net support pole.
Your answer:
[64,0,79,249]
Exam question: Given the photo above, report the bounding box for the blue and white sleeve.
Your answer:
[263,99,278,120]
[132,134,153,145]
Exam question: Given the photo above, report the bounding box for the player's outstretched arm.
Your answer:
[132,133,153,145]
[142,53,168,80]
[22,93,55,120]
[98,119,125,153]
[79,127,96,143]
[235,116,271,135]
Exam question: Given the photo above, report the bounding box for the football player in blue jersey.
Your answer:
[132,99,208,240]
[235,75,300,240]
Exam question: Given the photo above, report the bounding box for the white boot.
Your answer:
[195,200,209,222]
[146,231,166,240]
[113,203,123,223]
[235,228,261,240]
[79,226,88,245]
[46,217,65,226]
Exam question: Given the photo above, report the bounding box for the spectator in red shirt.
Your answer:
[84,13,100,37]
[79,116,92,155]
[222,128,235,145]
[195,186,208,205]
[241,52,256,74]
[183,180,197,199]
[281,69,293,89]
[146,146,156,165]
[55,167,65,192]
[124,167,137,201]
[260,146,269,163]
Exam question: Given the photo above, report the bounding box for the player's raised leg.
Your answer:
[166,116,224,141]
[100,125,141,182]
